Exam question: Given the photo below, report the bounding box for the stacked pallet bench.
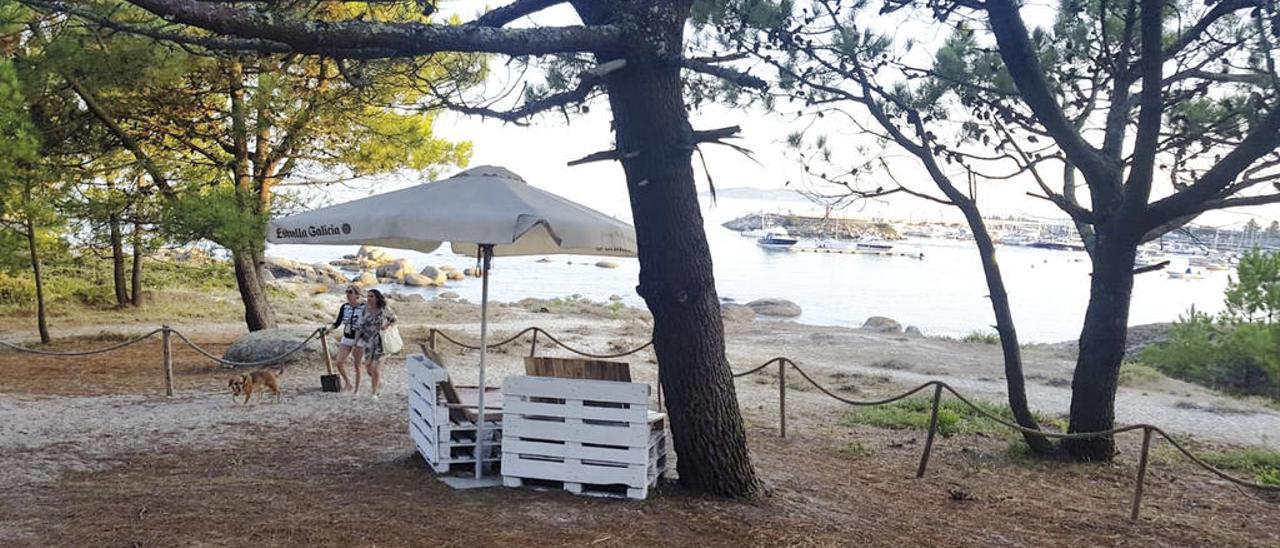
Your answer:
[501,375,668,500]
[406,353,502,474]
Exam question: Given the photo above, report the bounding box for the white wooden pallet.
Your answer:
[407,354,502,474]
[500,375,669,500]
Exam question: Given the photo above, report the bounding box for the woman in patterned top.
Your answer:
[354,288,397,398]
[327,284,365,392]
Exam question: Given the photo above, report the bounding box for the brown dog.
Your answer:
[229,367,283,404]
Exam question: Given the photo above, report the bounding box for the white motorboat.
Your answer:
[757,230,799,250]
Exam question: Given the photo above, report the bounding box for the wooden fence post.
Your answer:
[319,328,334,375]
[162,326,173,397]
[916,383,943,478]
[778,359,788,438]
[529,329,539,358]
[428,329,437,351]
[1131,427,1154,521]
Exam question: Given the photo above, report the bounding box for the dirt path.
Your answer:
[3,314,1279,546]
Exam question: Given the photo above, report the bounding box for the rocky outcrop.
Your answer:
[263,256,347,285]
[746,298,801,317]
[723,212,902,241]
[404,273,436,287]
[353,271,377,287]
[721,303,757,322]
[418,266,447,285]
[222,327,323,368]
[862,316,903,333]
[376,259,415,282]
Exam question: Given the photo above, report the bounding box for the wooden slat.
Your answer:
[503,415,651,447]
[503,375,649,405]
[501,438,651,465]
[525,356,632,382]
[503,458,649,487]
[503,398,645,423]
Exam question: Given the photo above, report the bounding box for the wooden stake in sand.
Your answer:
[162,326,173,397]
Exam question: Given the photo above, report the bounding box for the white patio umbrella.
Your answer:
[267,165,637,483]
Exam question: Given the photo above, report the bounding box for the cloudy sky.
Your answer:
[402,2,1280,229]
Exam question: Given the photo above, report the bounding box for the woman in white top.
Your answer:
[327,284,365,392]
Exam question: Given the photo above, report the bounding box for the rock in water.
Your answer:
[721,303,757,322]
[419,266,448,285]
[608,294,623,302]
[746,298,802,317]
[222,327,323,368]
[357,245,392,265]
[439,291,460,299]
[438,264,459,273]
[862,316,903,333]
[595,260,620,269]
[404,273,436,287]
[376,259,415,283]
[446,271,464,281]
[353,271,377,287]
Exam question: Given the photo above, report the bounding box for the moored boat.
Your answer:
[757,230,798,250]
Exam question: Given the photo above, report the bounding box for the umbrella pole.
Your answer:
[474,244,494,480]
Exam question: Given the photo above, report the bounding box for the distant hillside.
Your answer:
[700,186,807,202]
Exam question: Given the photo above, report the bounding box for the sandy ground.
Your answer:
[2,295,1278,545]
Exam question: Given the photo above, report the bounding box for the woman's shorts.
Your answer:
[338,336,358,348]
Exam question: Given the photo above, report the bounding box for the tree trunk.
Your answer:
[109,210,129,307]
[25,219,50,344]
[1063,231,1138,460]
[960,201,1054,454]
[588,1,760,497]
[231,247,276,331]
[130,221,143,306]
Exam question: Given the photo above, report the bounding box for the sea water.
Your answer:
[268,197,1229,343]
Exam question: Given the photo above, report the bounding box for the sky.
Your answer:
[385,1,1280,229]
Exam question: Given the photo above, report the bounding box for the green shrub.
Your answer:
[1200,448,1280,486]
[0,272,35,306]
[961,330,1000,345]
[1142,309,1280,397]
[1118,362,1167,387]
[841,396,1046,438]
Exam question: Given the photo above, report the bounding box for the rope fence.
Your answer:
[0,325,327,396]
[5,324,1278,520]
[427,328,1280,521]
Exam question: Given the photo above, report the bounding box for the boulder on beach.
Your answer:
[263,256,346,285]
[353,271,377,287]
[608,294,623,302]
[222,327,323,368]
[863,316,903,333]
[905,325,924,337]
[463,267,484,277]
[595,260,620,269]
[357,245,393,265]
[419,266,448,285]
[439,265,459,273]
[446,271,465,281]
[439,291,460,300]
[404,272,437,287]
[376,259,415,282]
[721,303,757,322]
[746,298,801,317]
[388,292,426,304]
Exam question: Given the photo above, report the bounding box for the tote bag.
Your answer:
[380,324,404,355]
